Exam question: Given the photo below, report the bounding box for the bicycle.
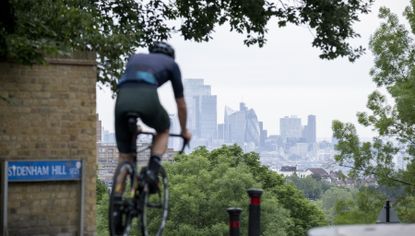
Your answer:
[108,114,188,236]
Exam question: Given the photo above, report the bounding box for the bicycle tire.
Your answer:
[140,166,169,236]
[109,162,136,236]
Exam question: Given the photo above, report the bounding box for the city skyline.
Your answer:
[98,80,319,147]
[96,1,408,139]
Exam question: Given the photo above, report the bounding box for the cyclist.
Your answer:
[114,41,192,192]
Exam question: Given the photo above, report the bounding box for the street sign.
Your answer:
[7,160,82,182]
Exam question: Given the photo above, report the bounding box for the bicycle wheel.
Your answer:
[109,162,137,236]
[140,166,169,236]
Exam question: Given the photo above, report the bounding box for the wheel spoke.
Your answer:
[109,162,137,236]
[140,166,169,236]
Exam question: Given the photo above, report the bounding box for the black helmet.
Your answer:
[149,42,175,59]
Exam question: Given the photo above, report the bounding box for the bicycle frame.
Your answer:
[109,115,187,236]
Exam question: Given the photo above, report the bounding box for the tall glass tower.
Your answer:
[280,116,302,140]
[303,115,316,143]
[183,79,217,141]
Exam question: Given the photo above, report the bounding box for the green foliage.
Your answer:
[97,193,110,236]
[333,187,386,225]
[96,177,109,204]
[97,145,326,236]
[332,2,415,195]
[1,0,374,89]
[396,195,415,222]
[286,175,331,200]
[165,145,295,236]
[96,176,110,236]
[318,186,386,225]
[1,0,173,90]
[186,145,326,236]
[318,186,354,223]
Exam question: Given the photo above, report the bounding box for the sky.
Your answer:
[97,0,410,140]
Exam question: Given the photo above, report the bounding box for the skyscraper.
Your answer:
[224,106,237,142]
[183,79,217,142]
[217,123,225,140]
[227,108,246,144]
[303,115,316,143]
[245,109,260,145]
[198,95,217,140]
[259,121,268,148]
[280,116,302,140]
[224,103,260,147]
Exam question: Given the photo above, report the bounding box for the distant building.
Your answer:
[302,115,316,143]
[97,143,118,186]
[97,114,102,142]
[245,108,260,145]
[184,79,217,144]
[227,107,246,144]
[97,141,177,187]
[168,113,182,150]
[289,142,309,158]
[278,166,297,177]
[102,130,116,143]
[280,116,302,140]
[199,95,217,141]
[224,103,260,148]
[224,106,237,142]
[258,121,268,150]
[304,168,330,181]
[217,123,225,140]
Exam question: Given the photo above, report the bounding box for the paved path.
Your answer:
[308,224,415,236]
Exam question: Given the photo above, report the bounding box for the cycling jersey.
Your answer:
[117,53,184,98]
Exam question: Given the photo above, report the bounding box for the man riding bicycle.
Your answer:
[114,41,192,193]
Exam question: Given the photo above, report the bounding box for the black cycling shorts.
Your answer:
[115,84,170,153]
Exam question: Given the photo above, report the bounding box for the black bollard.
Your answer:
[247,188,263,236]
[376,199,400,223]
[227,208,242,236]
[385,200,390,223]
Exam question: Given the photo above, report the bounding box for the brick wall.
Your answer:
[0,53,97,236]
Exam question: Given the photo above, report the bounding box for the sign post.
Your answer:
[3,160,83,236]
[79,160,85,236]
[1,161,8,236]
[7,160,82,182]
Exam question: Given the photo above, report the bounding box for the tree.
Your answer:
[176,145,326,236]
[333,187,386,224]
[1,0,374,90]
[96,145,326,236]
[396,195,415,223]
[332,1,415,222]
[165,147,293,235]
[286,174,331,200]
[317,186,386,224]
[96,176,109,204]
[318,186,354,223]
[96,193,110,236]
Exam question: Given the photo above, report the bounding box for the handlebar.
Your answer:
[127,116,189,154]
[137,130,189,154]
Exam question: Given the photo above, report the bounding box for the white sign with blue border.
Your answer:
[7,160,82,182]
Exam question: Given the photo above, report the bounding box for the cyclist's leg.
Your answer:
[111,99,134,235]
[143,107,170,163]
[147,129,169,177]
[114,88,138,193]
[140,93,170,187]
[139,85,170,156]
[151,129,169,157]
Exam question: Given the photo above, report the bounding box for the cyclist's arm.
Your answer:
[169,62,191,140]
[176,97,191,141]
[170,62,183,98]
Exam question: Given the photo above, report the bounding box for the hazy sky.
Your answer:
[97,0,410,139]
